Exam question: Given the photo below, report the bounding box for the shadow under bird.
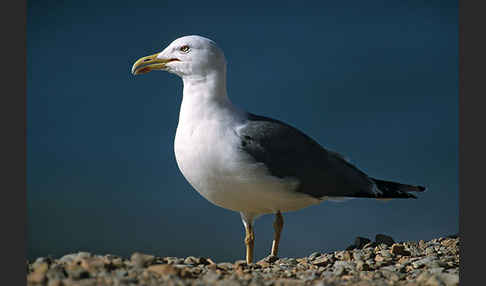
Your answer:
[131,35,426,264]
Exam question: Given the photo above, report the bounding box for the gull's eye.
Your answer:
[179,45,190,53]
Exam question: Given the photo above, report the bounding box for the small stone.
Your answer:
[425,274,447,286]
[426,246,436,256]
[379,249,392,258]
[77,252,92,259]
[362,242,376,249]
[352,280,374,286]
[130,252,155,268]
[103,255,124,268]
[234,260,248,269]
[429,267,446,274]
[374,261,385,269]
[374,243,390,252]
[32,257,52,269]
[206,263,218,271]
[333,265,347,276]
[79,257,105,272]
[398,256,411,265]
[104,258,123,271]
[184,256,199,265]
[47,279,63,286]
[412,257,436,269]
[165,257,184,265]
[65,264,90,280]
[352,250,364,261]
[356,260,370,271]
[257,260,270,268]
[45,265,67,281]
[198,257,211,265]
[363,249,374,260]
[27,262,48,284]
[288,258,299,265]
[113,268,128,278]
[358,271,375,281]
[335,250,352,261]
[308,252,321,260]
[296,257,307,263]
[262,255,279,263]
[192,266,204,275]
[179,267,195,279]
[334,260,351,267]
[391,243,411,256]
[147,264,178,277]
[298,269,319,281]
[355,237,372,249]
[416,271,432,282]
[203,270,221,283]
[375,234,395,246]
[295,263,308,272]
[217,262,234,270]
[312,256,333,267]
[380,269,402,282]
[437,272,459,285]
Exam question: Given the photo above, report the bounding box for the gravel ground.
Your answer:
[27,234,459,286]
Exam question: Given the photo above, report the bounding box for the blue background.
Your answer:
[28,0,458,262]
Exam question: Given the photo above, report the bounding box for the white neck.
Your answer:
[179,69,237,124]
[182,70,228,101]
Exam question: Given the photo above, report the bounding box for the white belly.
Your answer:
[174,117,320,215]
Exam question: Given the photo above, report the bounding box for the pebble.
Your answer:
[130,252,155,268]
[356,260,370,271]
[412,256,437,269]
[165,256,184,265]
[308,252,321,260]
[346,236,372,250]
[147,264,179,277]
[218,262,235,270]
[184,256,199,265]
[335,250,352,261]
[64,264,90,280]
[26,235,459,286]
[375,234,395,246]
[312,256,333,267]
[45,265,67,281]
[390,243,411,256]
[333,265,346,276]
[27,262,48,284]
[354,237,372,249]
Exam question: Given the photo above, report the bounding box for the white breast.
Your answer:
[173,101,320,215]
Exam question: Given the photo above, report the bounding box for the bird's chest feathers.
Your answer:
[174,116,243,190]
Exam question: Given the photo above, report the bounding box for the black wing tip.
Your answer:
[367,178,426,199]
[388,192,418,199]
[403,184,426,194]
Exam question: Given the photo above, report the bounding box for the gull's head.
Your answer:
[131,35,226,78]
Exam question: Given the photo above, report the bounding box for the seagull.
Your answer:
[131,35,426,264]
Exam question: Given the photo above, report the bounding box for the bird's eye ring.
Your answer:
[179,45,190,53]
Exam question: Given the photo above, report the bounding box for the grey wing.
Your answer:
[236,113,376,199]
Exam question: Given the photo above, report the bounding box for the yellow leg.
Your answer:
[245,223,255,264]
[271,211,284,256]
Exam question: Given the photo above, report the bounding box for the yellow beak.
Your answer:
[131,53,178,75]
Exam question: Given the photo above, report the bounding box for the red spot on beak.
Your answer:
[138,67,151,74]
